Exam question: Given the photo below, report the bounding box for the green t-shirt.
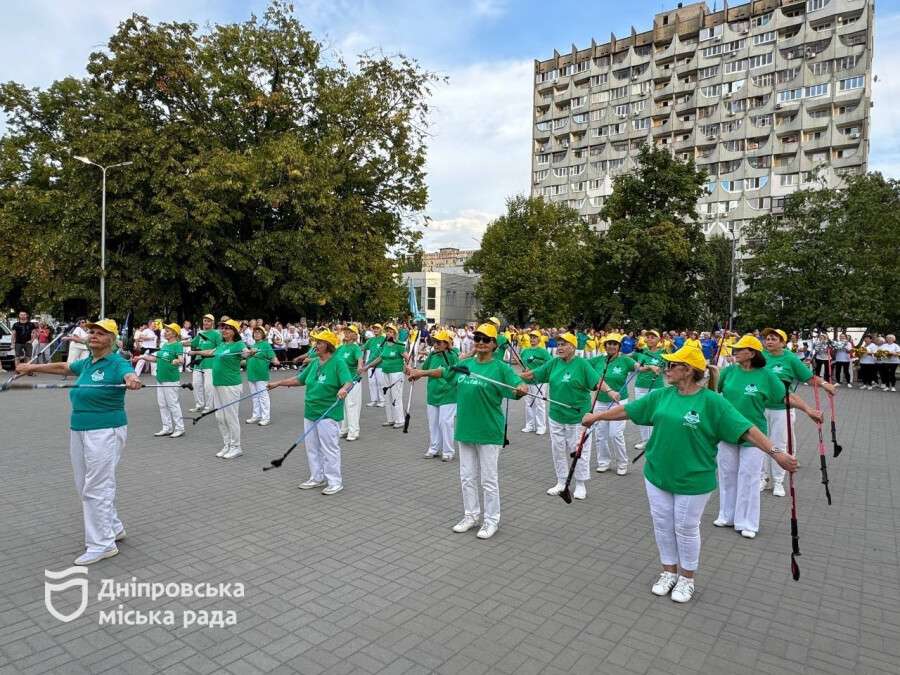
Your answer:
[363,336,387,365]
[763,350,811,410]
[380,340,406,374]
[634,349,666,390]
[527,356,600,425]
[625,386,752,495]
[717,365,786,445]
[398,328,410,344]
[191,329,221,370]
[336,343,362,375]
[442,357,522,445]
[589,354,638,403]
[493,334,509,361]
[155,341,183,383]
[576,332,588,350]
[68,352,135,431]
[297,355,353,422]
[422,349,459,406]
[519,346,551,370]
[246,340,275,382]
[211,341,245,386]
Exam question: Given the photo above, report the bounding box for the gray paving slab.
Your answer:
[0,372,897,674]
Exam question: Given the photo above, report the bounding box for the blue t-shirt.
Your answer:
[673,336,686,349]
[68,352,135,431]
[701,338,717,361]
[621,336,636,354]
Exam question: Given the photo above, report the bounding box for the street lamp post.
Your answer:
[727,223,737,332]
[74,156,133,319]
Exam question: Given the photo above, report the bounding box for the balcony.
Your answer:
[801,131,833,152]
[774,135,800,154]
[803,108,832,130]
[831,147,864,169]
[775,5,806,31]
[675,36,698,56]
[772,156,799,173]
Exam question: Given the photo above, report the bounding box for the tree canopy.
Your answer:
[0,1,436,321]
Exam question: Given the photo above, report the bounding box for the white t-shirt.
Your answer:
[269,328,285,348]
[881,342,899,364]
[287,329,300,349]
[70,326,90,356]
[139,328,158,350]
[860,343,877,364]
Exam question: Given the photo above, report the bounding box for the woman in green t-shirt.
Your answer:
[716,334,821,539]
[414,329,459,460]
[521,331,600,500]
[364,324,406,429]
[337,325,364,442]
[407,322,527,540]
[245,326,276,426]
[190,319,247,459]
[582,344,798,604]
[587,334,640,475]
[632,330,666,452]
[135,323,185,438]
[518,331,552,435]
[269,330,354,495]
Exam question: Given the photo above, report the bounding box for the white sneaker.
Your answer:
[170,430,184,439]
[153,429,173,437]
[223,448,243,459]
[188,406,201,412]
[741,530,756,539]
[366,402,377,407]
[381,422,395,427]
[245,417,260,424]
[322,485,343,495]
[114,528,127,542]
[670,576,695,603]
[892,387,896,392]
[651,571,678,597]
[393,423,404,429]
[74,548,119,565]
[759,476,770,492]
[216,447,229,458]
[339,430,347,437]
[596,463,610,473]
[258,419,270,426]
[546,483,564,496]
[535,429,546,435]
[573,481,586,500]
[476,522,499,539]
[346,435,358,441]
[298,479,326,489]
[616,466,628,476]
[441,455,453,462]
[846,383,852,388]
[773,481,786,497]
[635,441,646,451]
[201,408,214,414]
[376,402,385,407]
[424,450,440,458]
[521,426,534,433]
[713,518,732,527]
[452,516,479,533]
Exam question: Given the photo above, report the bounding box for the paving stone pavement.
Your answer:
[0,372,898,675]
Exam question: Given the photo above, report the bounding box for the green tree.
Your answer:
[696,234,735,329]
[739,173,900,332]
[585,144,709,328]
[465,196,594,326]
[0,2,434,322]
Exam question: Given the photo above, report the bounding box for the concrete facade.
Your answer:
[402,272,480,327]
[531,0,873,240]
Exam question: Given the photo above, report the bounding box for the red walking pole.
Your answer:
[784,382,801,581]
[825,349,843,457]
[812,378,833,505]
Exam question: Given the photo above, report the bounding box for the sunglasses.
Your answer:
[666,362,687,370]
[473,334,493,343]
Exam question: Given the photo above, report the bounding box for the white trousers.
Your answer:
[549,420,589,482]
[523,384,547,433]
[134,350,156,376]
[594,399,629,469]
[200,370,214,410]
[717,442,764,532]
[156,385,184,433]
[762,408,794,483]
[305,417,342,488]
[67,346,88,365]
[645,478,711,572]
[213,385,242,452]
[368,367,384,403]
[458,443,501,525]
[191,368,208,409]
[340,383,362,438]
[70,426,126,554]
[248,380,271,422]
[633,387,653,442]
[426,403,456,457]
[382,372,404,423]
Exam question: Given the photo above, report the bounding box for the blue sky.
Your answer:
[2,0,898,249]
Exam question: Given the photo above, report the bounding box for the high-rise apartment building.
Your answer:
[531,0,873,239]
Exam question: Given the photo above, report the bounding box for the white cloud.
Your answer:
[418,59,533,249]
[869,13,900,177]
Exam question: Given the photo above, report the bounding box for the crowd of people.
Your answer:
[9,309,898,604]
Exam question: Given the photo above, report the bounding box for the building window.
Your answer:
[752,31,776,46]
[427,287,436,311]
[807,0,829,11]
[749,52,773,69]
[805,83,829,98]
[777,88,803,103]
[838,76,864,92]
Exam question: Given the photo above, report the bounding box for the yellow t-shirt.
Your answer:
[685,338,701,351]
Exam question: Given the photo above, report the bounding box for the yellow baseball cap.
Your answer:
[371,323,383,330]
[384,323,398,333]
[203,313,215,321]
[646,329,661,338]
[474,323,498,339]
[315,330,339,348]
[85,318,118,335]
[344,324,359,334]
[487,316,501,326]
[663,345,707,371]
[732,334,764,352]
[219,315,231,323]
[164,323,181,334]
[221,319,241,333]
[604,333,623,344]
[528,330,542,338]
[763,328,788,343]
[558,332,577,347]
[432,329,453,343]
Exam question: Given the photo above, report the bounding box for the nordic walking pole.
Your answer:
[785,381,801,581]
[2,325,74,392]
[403,342,429,433]
[263,381,356,471]
[825,349,843,457]
[5,382,193,390]
[507,343,547,403]
[631,369,663,464]
[558,359,612,504]
[812,376,833,505]
[448,366,579,409]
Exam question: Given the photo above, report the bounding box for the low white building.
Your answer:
[402,271,480,327]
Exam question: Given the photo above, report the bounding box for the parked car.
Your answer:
[0,320,13,371]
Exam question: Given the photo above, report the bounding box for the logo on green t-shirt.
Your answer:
[562,372,572,383]
[683,410,701,428]
[612,365,624,375]
[91,370,104,382]
[744,384,759,396]
[771,364,784,374]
